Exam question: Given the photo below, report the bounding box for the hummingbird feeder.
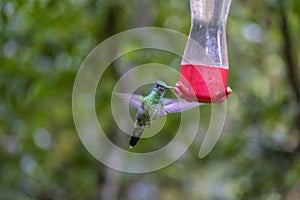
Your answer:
[175,0,232,103]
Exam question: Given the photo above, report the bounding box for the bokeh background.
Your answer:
[1,0,300,199]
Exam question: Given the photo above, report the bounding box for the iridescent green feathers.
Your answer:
[114,80,202,148]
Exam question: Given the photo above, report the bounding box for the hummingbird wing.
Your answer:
[160,98,203,116]
[113,92,144,110]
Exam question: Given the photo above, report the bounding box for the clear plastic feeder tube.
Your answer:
[177,0,232,103]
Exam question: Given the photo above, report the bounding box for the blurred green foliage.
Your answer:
[1,0,300,200]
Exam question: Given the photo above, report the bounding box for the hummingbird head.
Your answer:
[153,80,174,91]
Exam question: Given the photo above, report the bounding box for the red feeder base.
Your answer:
[175,64,231,103]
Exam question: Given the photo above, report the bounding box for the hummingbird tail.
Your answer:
[129,127,144,148]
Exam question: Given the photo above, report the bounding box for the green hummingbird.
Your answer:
[115,80,202,148]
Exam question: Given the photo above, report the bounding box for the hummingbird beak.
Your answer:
[164,85,174,89]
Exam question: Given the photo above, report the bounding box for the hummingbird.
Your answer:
[115,80,203,148]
